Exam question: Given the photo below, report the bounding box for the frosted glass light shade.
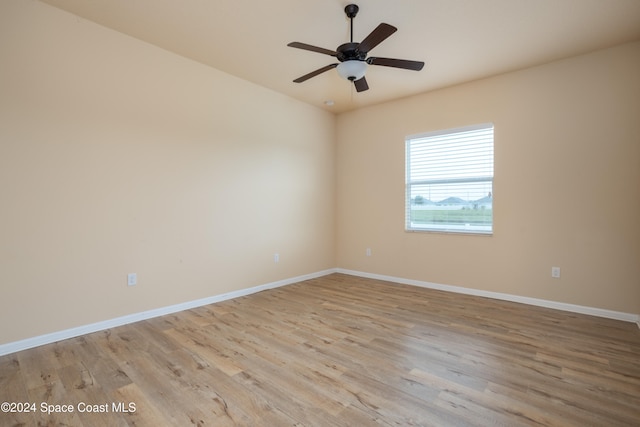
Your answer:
[336,60,367,81]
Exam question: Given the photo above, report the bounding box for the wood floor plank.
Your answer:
[0,355,36,426]
[1,273,639,426]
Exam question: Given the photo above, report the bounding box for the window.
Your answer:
[406,123,494,234]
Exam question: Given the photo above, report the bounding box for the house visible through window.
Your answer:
[406,123,494,234]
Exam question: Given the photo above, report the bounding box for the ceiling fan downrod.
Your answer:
[345,4,359,43]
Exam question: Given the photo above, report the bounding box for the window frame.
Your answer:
[405,123,494,235]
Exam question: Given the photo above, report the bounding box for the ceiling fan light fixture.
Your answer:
[336,60,367,81]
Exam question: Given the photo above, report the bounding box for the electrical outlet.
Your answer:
[366,248,372,256]
[551,267,561,278]
[127,273,137,286]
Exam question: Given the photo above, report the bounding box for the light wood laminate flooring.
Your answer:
[1,273,639,426]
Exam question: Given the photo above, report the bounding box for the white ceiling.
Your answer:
[40,0,640,114]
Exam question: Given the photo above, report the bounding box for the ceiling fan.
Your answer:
[287,4,425,92]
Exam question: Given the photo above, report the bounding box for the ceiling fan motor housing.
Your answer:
[337,43,366,62]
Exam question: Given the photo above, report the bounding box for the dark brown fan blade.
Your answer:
[367,57,425,71]
[354,76,369,92]
[287,42,337,57]
[357,23,397,54]
[293,64,338,83]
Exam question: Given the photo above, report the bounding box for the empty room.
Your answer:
[1,0,639,425]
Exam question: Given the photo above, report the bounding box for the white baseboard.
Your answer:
[2,267,637,356]
[0,269,337,357]
[337,268,640,326]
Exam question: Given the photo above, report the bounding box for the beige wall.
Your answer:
[0,1,335,344]
[336,41,640,315]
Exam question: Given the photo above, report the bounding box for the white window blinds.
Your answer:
[406,123,494,234]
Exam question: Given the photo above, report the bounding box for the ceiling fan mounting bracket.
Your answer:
[344,4,359,19]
